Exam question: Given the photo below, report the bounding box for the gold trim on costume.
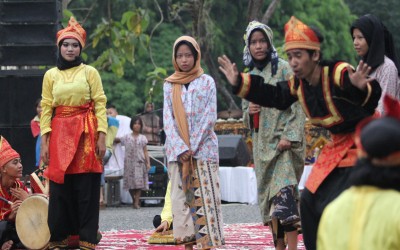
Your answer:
[296,81,312,118]
[238,73,251,98]
[288,76,297,96]
[362,82,372,106]
[59,65,85,84]
[333,62,350,88]
[298,67,343,126]
[284,41,321,52]
[80,240,97,250]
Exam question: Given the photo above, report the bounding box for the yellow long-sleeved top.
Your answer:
[161,181,173,228]
[318,186,400,250]
[40,64,107,135]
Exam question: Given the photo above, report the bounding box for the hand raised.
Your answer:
[218,55,239,86]
[347,60,374,90]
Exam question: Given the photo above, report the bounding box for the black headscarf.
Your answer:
[56,39,84,70]
[351,14,400,75]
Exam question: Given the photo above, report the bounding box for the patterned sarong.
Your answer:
[168,161,225,249]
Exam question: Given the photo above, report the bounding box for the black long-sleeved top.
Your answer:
[233,60,381,134]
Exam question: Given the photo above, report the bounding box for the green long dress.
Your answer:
[242,58,306,225]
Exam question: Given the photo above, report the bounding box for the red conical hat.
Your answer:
[284,16,320,52]
[0,136,20,168]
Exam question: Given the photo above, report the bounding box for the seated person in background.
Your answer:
[153,180,173,232]
[0,136,30,250]
[141,102,161,145]
[318,95,400,250]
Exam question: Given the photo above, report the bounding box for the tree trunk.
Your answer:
[61,0,71,11]
[189,0,281,110]
[261,0,281,24]
[247,0,263,22]
[191,0,239,110]
[203,50,239,110]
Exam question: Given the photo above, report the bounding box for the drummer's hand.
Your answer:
[96,132,106,159]
[9,200,22,220]
[10,188,29,201]
[155,221,169,233]
[1,240,13,250]
[248,102,261,115]
[218,55,239,86]
[40,133,50,165]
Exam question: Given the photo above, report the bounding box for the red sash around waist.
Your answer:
[305,133,357,193]
[45,102,102,184]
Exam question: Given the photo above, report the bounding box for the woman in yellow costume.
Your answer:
[40,16,107,250]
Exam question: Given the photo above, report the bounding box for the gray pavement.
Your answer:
[99,202,262,231]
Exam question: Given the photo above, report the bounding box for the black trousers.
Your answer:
[48,173,101,248]
[300,167,353,250]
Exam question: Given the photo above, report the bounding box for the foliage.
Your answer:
[65,0,363,115]
[260,0,356,64]
[65,1,155,115]
[101,71,143,117]
[90,9,150,77]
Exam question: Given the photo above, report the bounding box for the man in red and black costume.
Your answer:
[218,16,381,250]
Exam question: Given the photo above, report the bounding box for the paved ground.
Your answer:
[99,202,262,231]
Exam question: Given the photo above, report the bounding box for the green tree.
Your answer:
[63,0,359,115]
[90,9,150,78]
[64,1,156,116]
[189,0,356,109]
[248,0,356,63]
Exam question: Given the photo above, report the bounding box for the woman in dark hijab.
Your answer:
[351,14,400,114]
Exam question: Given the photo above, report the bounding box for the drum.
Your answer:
[16,194,50,250]
[30,164,49,195]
